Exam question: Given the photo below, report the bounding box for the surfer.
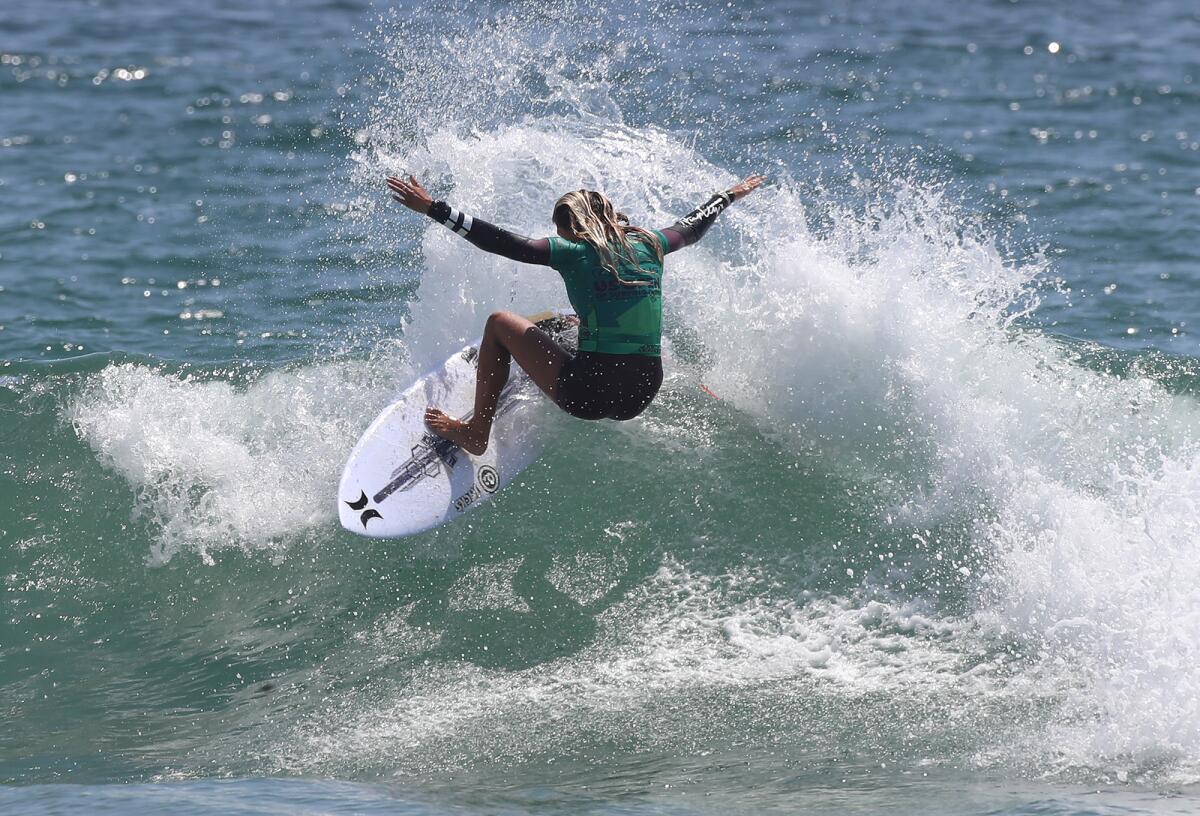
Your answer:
[386,173,765,455]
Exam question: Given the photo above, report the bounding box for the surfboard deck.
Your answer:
[337,312,576,538]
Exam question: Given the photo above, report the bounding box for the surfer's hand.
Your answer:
[727,174,766,201]
[387,174,432,215]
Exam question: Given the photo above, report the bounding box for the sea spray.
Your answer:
[69,358,410,561]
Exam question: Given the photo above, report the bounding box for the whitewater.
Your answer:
[3,0,1200,813]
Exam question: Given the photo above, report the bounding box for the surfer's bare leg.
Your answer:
[425,311,569,455]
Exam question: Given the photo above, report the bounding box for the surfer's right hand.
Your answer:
[387,174,433,215]
[728,174,766,201]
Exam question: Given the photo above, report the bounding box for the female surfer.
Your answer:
[386,172,765,455]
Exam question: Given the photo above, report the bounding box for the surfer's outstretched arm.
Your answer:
[660,174,765,253]
[425,202,552,265]
[387,175,552,265]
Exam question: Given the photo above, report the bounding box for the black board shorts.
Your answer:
[555,350,663,421]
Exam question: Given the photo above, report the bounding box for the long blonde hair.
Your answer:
[552,190,662,287]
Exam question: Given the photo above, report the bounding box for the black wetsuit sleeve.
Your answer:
[660,190,735,253]
[426,200,551,265]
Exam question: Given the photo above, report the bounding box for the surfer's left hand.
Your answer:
[387,174,432,214]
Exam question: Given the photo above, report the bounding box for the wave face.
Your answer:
[4,0,1200,810]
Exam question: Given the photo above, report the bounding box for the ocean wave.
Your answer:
[48,0,1200,786]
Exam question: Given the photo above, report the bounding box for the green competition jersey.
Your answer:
[547,230,668,357]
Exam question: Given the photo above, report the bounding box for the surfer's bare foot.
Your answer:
[424,408,488,455]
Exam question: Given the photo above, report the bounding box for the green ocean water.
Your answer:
[3,0,1200,813]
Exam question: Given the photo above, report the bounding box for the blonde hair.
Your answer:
[552,190,662,287]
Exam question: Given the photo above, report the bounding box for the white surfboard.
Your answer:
[338,313,575,538]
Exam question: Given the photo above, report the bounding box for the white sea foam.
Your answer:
[69,358,412,563]
[284,559,991,776]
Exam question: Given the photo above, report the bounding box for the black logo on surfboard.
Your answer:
[373,434,460,504]
[452,464,502,513]
[478,465,499,493]
[345,490,383,528]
